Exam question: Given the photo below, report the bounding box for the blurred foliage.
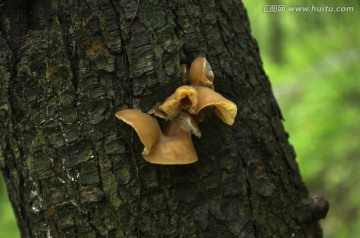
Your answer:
[243,0,360,237]
[0,0,359,237]
[0,176,19,238]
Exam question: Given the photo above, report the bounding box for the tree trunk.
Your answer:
[0,0,327,237]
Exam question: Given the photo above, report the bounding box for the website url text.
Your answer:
[262,5,355,13]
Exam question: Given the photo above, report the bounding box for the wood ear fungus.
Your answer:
[188,57,214,90]
[159,85,198,118]
[116,109,198,164]
[116,57,237,164]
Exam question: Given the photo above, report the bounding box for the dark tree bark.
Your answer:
[0,0,327,237]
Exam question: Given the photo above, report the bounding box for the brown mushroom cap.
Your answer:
[158,84,237,125]
[147,102,168,119]
[192,85,237,125]
[115,109,198,165]
[115,109,161,155]
[144,117,198,164]
[188,57,214,89]
[159,85,198,118]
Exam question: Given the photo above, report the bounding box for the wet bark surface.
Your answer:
[0,0,324,237]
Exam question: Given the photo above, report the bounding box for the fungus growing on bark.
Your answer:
[159,85,198,118]
[115,109,160,156]
[147,113,199,164]
[115,109,199,164]
[147,102,167,119]
[157,85,237,125]
[115,57,237,165]
[188,56,214,90]
[191,85,237,125]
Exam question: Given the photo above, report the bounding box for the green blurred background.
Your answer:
[243,0,360,237]
[0,0,359,237]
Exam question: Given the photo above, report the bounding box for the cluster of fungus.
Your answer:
[115,57,237,165]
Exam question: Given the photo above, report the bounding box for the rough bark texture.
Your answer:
[0,0,324,237]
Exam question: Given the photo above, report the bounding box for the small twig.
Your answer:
[126,0,141,38]
[130,0,141,26]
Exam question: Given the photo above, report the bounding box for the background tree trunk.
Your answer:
[0,0,326,237]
